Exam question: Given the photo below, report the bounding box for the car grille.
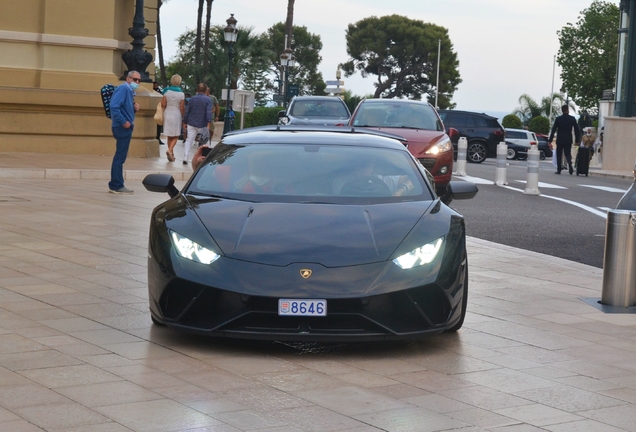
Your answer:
[156,275,465,341]
[417,158,436,170]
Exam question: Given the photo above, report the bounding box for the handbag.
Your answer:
[154,102,163,125]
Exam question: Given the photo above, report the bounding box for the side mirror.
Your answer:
[440,180,478,205]
[277,110,286,118]
[143,174,179,198]
[447,127,459,141]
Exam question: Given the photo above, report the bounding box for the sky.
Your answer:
[158,0,617,116]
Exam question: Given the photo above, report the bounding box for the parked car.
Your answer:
[535,133,553,159]
[506,130,553,161]
[349,99,458,195]
[437,110,505,163]
[142,125,478,340]
[505,128,538,160]
[278,96,351,126]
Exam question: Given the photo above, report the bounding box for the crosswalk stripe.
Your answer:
[580,185,628,193]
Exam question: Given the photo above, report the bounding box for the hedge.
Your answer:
[219,106,282,129]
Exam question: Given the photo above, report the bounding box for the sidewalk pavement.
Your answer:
[0,144,635,431]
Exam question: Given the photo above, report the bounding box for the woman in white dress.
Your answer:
[161,74,185,161]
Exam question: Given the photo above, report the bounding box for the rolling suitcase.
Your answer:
[576,146,591,176]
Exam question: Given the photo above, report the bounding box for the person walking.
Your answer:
[548,104,581,175]
[205,85,220,141]
[182,83,212,164]
[161,74,185,162]
[108,70,140,194]
[153,81,164,145]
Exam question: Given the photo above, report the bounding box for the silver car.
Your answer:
[278,96,351,126]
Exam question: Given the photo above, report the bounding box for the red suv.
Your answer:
[349,99,457,195]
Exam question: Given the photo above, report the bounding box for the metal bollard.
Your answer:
[454,137,467,176]
[523,144,541,196]
[601,210,636,307]
[494,141,507,186]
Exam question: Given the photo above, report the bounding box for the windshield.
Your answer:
[290,100,350,118]
[353,102,443,131]
[187,143,433,203]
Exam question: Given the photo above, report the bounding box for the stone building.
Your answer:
[0,0,160,157]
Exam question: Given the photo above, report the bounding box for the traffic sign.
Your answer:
[287,84,299,98]
[326,87,343,94]
[325,80,344,86]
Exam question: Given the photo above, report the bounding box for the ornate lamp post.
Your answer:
[120,0,154,82]
[223,14,238,135]
[280,47,296,108]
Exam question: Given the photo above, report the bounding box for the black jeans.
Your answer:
[555,142,572,171]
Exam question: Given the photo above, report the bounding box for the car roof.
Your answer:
[438,109,497,119]
[359,98,433,107]
[505,128,533,133]
[290,96,346,102]
[222,126,409,150]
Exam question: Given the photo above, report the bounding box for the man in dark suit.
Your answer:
[548,105,581,175]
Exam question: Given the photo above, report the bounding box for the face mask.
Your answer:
[130,82,139,90]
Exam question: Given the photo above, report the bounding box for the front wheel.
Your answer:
[447,264,468,332]
[467,142,487,163]
[506,148,516,160]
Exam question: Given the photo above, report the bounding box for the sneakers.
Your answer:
[109,187,134,195]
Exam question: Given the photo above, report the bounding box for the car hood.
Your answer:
[191,199,433,267]
[359,127,447,157]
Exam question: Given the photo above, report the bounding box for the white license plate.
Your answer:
[278,299,327,316]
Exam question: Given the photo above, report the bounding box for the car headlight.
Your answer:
[170,231,220,264]
[425,137,453,155]
[393,237,444,269]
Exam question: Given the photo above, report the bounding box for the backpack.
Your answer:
[100,84,115,118]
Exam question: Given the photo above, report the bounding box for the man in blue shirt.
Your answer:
[109,70,141,194]
[548,105,581,175]
[182,83,212,164]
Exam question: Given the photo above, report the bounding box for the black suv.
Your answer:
[437,110,505,163]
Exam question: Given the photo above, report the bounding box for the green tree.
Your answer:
[166,25,273,103]
[528,116,550,135]
[502,114,522,129]
[341,89,375,114]
[342,15,461,108]
[557,1,619,112]
[265,23,327,98]
[514,93,571,125]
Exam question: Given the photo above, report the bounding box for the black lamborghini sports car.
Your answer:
[142,126,478,341]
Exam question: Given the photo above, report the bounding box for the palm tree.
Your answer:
[194,0,205,82]
[156,0,170,86]
[285,0,295,48]
[513,94,543,125]
[203,0,214,76]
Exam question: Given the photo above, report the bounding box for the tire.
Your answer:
[447,263,468,332]
[539,150,546,160]
[151,314,164,325]
[506,148,516,160]
[466,142,487,163]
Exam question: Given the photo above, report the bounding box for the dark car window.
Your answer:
[471,115,490,128]
[290,100,349,118]
[353,102,442,131]
[507,131,524,139]
[449,113,470,128]
[188,143,433,203]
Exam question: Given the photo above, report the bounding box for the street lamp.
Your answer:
[280,47,295,108]
[120,0,153,81]
[223,14,238,136]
